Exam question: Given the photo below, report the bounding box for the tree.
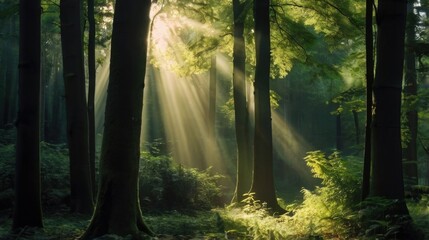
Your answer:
[60,0,94,214]
[362,0,374,200]
[250,0,283,213]
[87,0,97,196]
[80,0,153,238]
[370,0,408,213]
[403,0,419,186]
[12,0,43,229]
[231,0,252,203]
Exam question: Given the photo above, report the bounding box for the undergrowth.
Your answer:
[222,150,429,239]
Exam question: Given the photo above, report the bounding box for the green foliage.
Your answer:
[0,140,70,210]
[222,150,363,239]
[139,152,225,211]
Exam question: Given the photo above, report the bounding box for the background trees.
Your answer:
[1,0,429,238]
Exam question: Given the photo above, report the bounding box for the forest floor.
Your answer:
[0,208,234,240]
[1,203,429,240]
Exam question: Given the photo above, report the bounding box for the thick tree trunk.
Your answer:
[232,0,252,203]
[250,0,283,213]
[13,0,43,229]
[370,0,408,214]
[80,0,153,238]
[403,0,418,186]
[60,0,94,214]
[362,0,374,200]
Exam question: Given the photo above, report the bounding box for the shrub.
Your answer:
[139,152,225,212]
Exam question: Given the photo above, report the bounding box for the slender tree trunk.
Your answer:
[80,0,153,238]
[87,0,97,196]
[336,114,343,151]
[13,0,43,229]
[362,0,374,201]
[208,55,217,139]
[250,0,283,213]
[403,0,418,186]
[232,0,252,203]
[370,0,408,214]
[60,0,94,214]
[352,110,360,145]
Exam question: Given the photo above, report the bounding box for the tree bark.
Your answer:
[13,0,43,229]
[250,0,283,213]
[80,0,153,238]
[60,0,94,214]
[403,0,418,186]
[370,0,408,214]
[232,0,252,203]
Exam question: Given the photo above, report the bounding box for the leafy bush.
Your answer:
[139,152,225,212]
[222,150,363,239]
[0,142,70,210]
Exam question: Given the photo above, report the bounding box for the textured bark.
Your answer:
[60,0,94,214]
[362,0,374,200]
[232,0,252,203]
[80,0,153,238]
[370,0,408,214]
[403,0,418,186]
[13,0,43,229]
[250,0,283,213]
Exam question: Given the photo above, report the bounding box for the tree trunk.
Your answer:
[370,0,408,214]
[87,0,97,196]
[208,55,217,139]
[336,114,343,151]
[60,0,94,214]
[232,0,252,203]
[13,0,43,229]
[362,0,374,200]
[80,0,153,238]
[352,110,360,145]
[250,0,283,213]
[403,0,418,186]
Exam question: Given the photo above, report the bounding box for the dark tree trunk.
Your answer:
[12,0,43,229]
[403,0,418,186]
[87,0,97,196]
[60,0,94,214]
[250,0,283,213]
[362,0,374,200]
[232,0,252,203]
[80,0,153,238]
[370,0,408,214]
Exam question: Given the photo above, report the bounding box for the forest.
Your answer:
[1,0,429,239]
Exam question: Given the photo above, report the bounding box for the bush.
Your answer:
[0,142,70,210]
[139,152,225,212]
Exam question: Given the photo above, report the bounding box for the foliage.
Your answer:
[222,150,363,239]
[139,151,225,211]
[0,140,70,211]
